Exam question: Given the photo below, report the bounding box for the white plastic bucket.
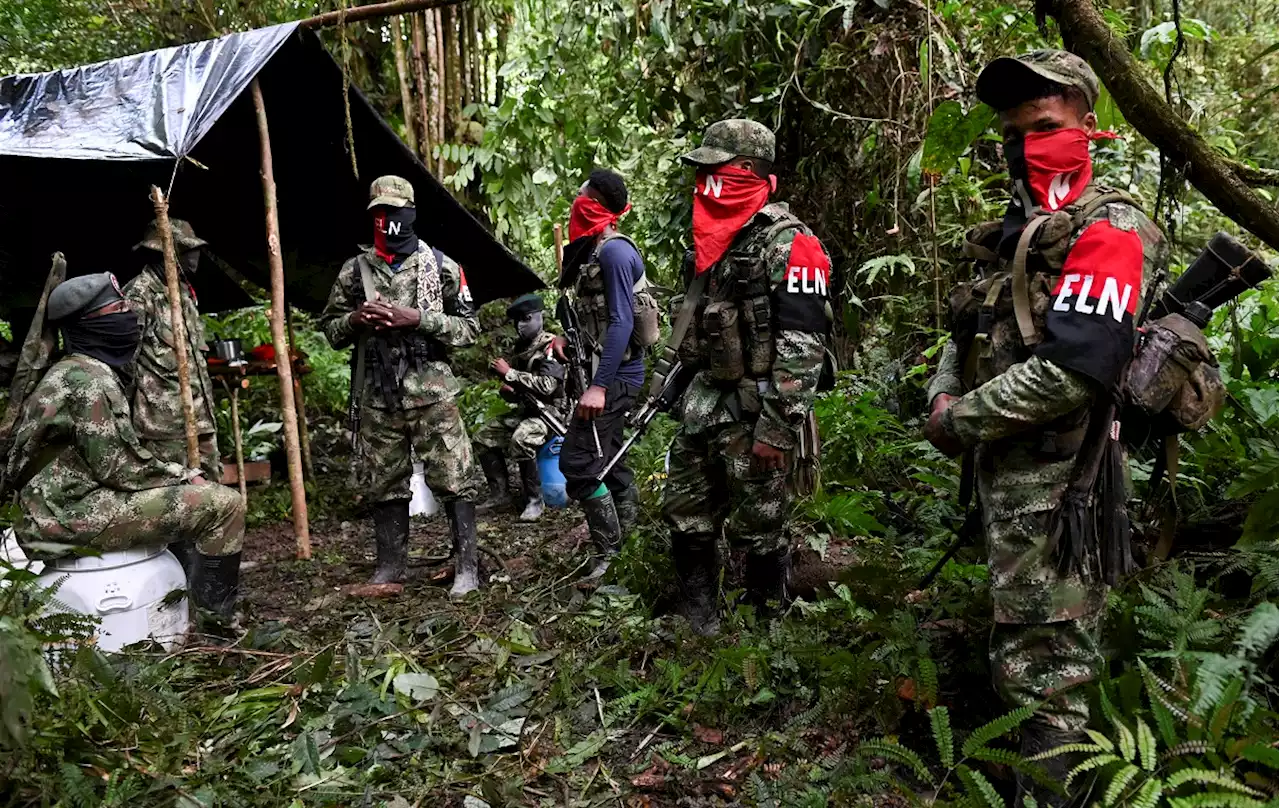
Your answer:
[409,461,439,518]
[40,545,190,652]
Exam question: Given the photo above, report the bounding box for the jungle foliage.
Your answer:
[0,0,1276,805]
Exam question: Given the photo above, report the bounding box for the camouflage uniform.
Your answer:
[663,202,832,553]
[320,243,482,505]
[6,354,243,557]
[929,186,1164,732]
[124,263,221,480]
[473,329,565,461]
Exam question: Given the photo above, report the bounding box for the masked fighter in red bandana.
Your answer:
[555,169,654,581]
[925,51,1167,807]
[661,119,833,635]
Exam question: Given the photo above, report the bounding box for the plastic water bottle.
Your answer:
[538,436,569,508]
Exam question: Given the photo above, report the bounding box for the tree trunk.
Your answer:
[441,6,457,146]
[459,5,472,112]
[1040,0,1279,249]
[432,7,447,175]
[494,12,509,105]
[391,15,418,155]
[411,12,431,161]
[469,4,482,109]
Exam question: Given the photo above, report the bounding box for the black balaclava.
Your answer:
[373,205,420,264]
[180,248,201,276]
[514,311,544,344]
[64,310,141,372]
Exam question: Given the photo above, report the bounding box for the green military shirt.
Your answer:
[679,203,832,451]
[123,267,217,439]
[6,354,196,544]
[319,244,479,409]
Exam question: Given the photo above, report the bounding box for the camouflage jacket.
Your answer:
[6,354,195,543]
[320,244,478,409]
[927,186,1164,521]
[499,330,567,416]
[124,267,217,438]
[678,203,832,450]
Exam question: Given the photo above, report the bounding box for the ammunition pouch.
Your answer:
[367,332,447,409]
[703,300,745,382]
[1125,313,1224,435]
[743,292,774,376]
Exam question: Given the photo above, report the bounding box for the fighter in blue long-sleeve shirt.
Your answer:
[557,169,649,583]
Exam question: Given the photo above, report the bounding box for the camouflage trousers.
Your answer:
[140,433,223,482]
[662,420,791,554]
[56,483,244,557]
[355,399,481,505]
[472,411,551,461]
[986,511,1107,733]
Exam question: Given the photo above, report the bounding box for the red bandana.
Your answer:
[692,166,775,274]
[568,195,629,242]
[373,210,394,265]
[1022,128,1118,211]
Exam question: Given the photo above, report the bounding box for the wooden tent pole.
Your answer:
[250,78,311,559]
[299,0,465,30]
[148,186,201,470]
[228,379,247,502]
[284,305,314,478]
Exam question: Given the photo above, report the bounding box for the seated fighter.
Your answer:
[5,274,246,618]
[473,294,566,522]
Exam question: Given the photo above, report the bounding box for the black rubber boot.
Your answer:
[580,493,621,581]
[1016,724,1091,807]
[745,547,790,613]
[614,484,640,536]
[518,459,543,522]
[168,539,195,580]
[673,534,720,637]
[192,551,241,621]
[370,500,410,584]
[447,500,480,597]
[476,450,512,514]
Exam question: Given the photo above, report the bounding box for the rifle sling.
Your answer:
[349,260,379,443]
[646,271,709,402]
[1011,215,1049,348]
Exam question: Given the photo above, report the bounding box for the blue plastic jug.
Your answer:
[537,436,569,508]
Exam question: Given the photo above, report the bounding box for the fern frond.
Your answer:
[1132,777,1165,808]
[917,656,939,709]
[970,747,1054,788]
[1162,740,1212,761]
[1233,602,1279,659]
[930,706,954,769]
[1085,728,1116,754]
[1135,716,1158,771]
[960,704,1036,757]
[856,739,934,786]
[1165,768,1264,797]
[1023,798,1038,808]
[956,765,1004,808]
[1098,684,1122,728]
[1104,762,1145,805]
[1029,743,1104,761]
[1166,795,1273,808]
[1065,753,1122,789]
[1113,718,1137,763]
[1208,676,1245,743]
[1238,742,1279,770]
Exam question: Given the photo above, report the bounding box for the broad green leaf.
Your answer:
[921,101,995,177]
[391,672,440,703]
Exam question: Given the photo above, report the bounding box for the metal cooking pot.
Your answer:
[211,339,244,362]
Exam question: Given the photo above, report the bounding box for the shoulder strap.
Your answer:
[356,255,377,302]
[1011,215,1051,347]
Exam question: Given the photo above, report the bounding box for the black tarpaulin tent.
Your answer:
[0,21,543,322]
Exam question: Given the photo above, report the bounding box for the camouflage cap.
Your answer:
[368,175,415,210]
[48,273,125,322]
[681,119,775,166]
[976,49,1100,112]
[134,219,208,253]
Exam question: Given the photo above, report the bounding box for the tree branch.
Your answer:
[298,0,466,30]
[1039,0,1279,249]
[1227,160,1280,188]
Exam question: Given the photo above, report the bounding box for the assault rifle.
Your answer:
[555,294,591,403]
[500,374,568,438]
[595,360,697,482]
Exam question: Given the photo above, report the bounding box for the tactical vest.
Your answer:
[573,233,660,363]
[950,185,1168,458]
[675,206,806,384]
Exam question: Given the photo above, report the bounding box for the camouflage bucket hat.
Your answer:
[681,119,775,166]
[976,49,1100,112]
[134,218,208,253]
[368,175,415,210]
